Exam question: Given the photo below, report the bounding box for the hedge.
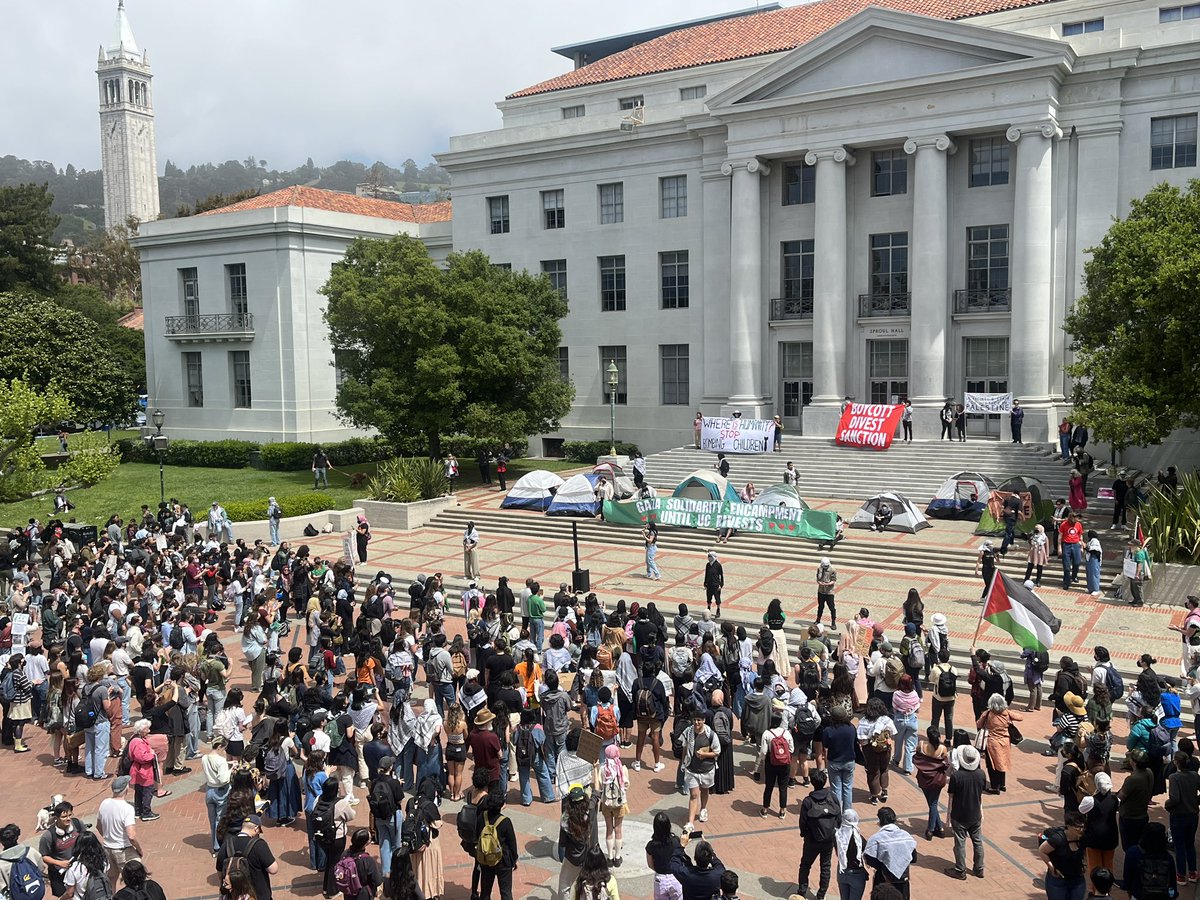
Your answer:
[259,437,397,471]
[114,438,258,468]
[562,440,639,463]
[223,491,337,523]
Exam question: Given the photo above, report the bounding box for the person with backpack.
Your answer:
[667,635,696,718]
[797,768,841,900]
[1165,753,1200,886]
[81,665,116,781]
[0,822,45,900]
[929,649,958,738]
[633,663,669,773]
[589,687,620,750]
[681,710,720,834]
[1082,772,1120,878]
[513,709,554,806]
[214,814,279,900]
[39,801,87,897]
[591,743,629,867]
[113,860,167,900]
[670,833,726,900]
[60,831,110,900]
[333,827,380,900]
[310,778,356,898]
[539,669,572,777]
[760,712,794,818]
[1121,821,1178,900]
[856,698,896,805]
[475,788,518,900]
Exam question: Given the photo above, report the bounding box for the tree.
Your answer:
[54,283,146,391]
[1066,180,1200,451]
[0,183,59,292]
[0,291,138,423]
[0,379,73,501]
[322,235,574,457]
[86,215,142,303]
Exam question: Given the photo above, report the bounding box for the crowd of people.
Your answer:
[0,508,1197,900]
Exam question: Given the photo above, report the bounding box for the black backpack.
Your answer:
[802,796,839,843]
[363,596,385,621]
[514,725,538,767]
[1033,651,1050,674]
[311,799,335,843]
[1138,854,1176,900]
[936,666,958,697]
[456,796,479,845]
[799,660,821,690]
[368,778,398,822]
[400,797,430,853]
[636,683,657,719]
[169,624,184,651]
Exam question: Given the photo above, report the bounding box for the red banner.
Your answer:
[835,403,904,450]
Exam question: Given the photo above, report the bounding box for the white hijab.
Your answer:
[414,698,443,750]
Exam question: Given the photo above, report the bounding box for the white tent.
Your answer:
[926,471,996,520]
[546,473,602,517]
[499,469,565,511]
[755,483,811,510]
[849,491,931,533]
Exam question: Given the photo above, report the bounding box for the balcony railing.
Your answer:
[953,288,1012,314]
[164,313,255,341]
[769,297,814,321]
[857,292,910,318]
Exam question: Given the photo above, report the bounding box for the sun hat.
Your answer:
[959,746,980,771]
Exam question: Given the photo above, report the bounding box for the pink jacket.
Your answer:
[129,735,157,787]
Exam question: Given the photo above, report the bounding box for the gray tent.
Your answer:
[849,491,931,533]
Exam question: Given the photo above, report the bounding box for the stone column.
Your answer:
[1007,123,1059,407]
[805,147,854,406]
[904,135,954,408]
[720,158,770,405]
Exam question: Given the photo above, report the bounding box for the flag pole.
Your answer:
[971,571,994,649]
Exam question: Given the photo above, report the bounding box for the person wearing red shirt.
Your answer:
[467,708,503,786]
[1059,512,1085,590]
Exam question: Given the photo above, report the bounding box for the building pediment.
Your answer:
[709,7,1074,109]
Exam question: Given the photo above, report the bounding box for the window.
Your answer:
[562,104,585,119]
[868,339,908,405]
[871,150,908,197]
[1151,115,1198,170]
[599,346,627,404]
[334,349,355,391]
[660,344,689,405]
[541,259,568,298]
[492,263,512,271]
[183,352,203,408]
[969,138,1010,187]
[1161,4,1200,22]
[967,225,1010,292]
[180,267,199,318]
[542,189,565,229]
[869,233,909,296]
[781,240,815,301]
[660,251,689,309]
[618,96,644,110]
[781,342,814,417]
[487,195,509,234]
[226,263,247,317]
[1062,18,1104,34]
[230,351,251,408]
[557,347,570,383]
[680,85,707,101]
[599,255,626,311]
[783,162,816,205]
[660,175,687,218]
[599,183,624,224]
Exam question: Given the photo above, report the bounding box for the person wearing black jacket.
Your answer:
[476,788,518,900]
[704,552,724,618]
[670,833,726,900]
[798,769,842,900]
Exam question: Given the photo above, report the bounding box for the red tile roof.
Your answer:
[508,0,1063,98]
[198,185,452,223]
[116,308,144,331]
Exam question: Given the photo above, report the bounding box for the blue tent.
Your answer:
[546,473,602,517]
[500,469,565,511]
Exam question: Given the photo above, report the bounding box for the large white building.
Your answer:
[439,0,1200,454]
[98,0,159,228]
[134,187,451,441]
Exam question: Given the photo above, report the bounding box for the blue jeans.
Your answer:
[543,733,566,781]
[206,686,226,737]
[234,593,245,627]
[116,677,131,725]
[314,467,328,488]
[1061,543,1082,588]
[1000,518,1017,555]
[269,519,281,545]
[206,785,230,851]
[433,682,455,717]
[1045,872,1087,900]
[395,741,417,791]
[376,810,404,876]
[892,712,918,773]
[31,680,48,724]
[1086,555,1101,594]
[828,759,855,813]
[646,545,661,579]
[838,867,868,900]
[86,719,110,777]
[922,786,943,834]
[519,756,555,805]
[416,743,443,787]
[1059,434,1071,460]
[531,618,545,652]
[1171,813,1198,877]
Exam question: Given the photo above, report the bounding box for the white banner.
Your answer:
[700,416,774,454]
[964,392,1014,414]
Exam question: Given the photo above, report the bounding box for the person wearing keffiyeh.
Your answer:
[863,806,917,898]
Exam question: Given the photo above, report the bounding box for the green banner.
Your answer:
[602,497,837,540]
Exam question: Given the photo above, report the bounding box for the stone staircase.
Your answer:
[645,438,1076,503]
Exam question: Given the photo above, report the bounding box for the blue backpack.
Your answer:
[9,848,47,900]
[1103,664,1125,701]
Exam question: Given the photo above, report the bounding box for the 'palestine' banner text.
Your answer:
[602,496,837,540]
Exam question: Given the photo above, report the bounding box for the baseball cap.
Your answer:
[112,775,132,793]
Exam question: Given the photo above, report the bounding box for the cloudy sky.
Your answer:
[7,0,764,172]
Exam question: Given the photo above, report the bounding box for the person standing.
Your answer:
[823,707,858,815]
[1125,538,1150,607]
[126,720,159,822]
[704,552,724,618]
[940,401,955,441]
[1068,470,1088,512]
[694,412,704,449]
[354,515,371,565]
[1026,524,1050,587]
[1058,418,1073,461]
[1010,399,1024,443]
[463,522,481,581]
[816,559,837,630]
[215,814,279,900]
[1165,752,1199,885]
[797,770,841,900]
[1039,812,1087,900]
[496,452,509,492]
[477,449,493,485]
[773,414,785,451]
[974,540,997,598]
[475,789,518,900]
[312,447,332,489]
[835,809,869,900]
[863,807,916,900]
[681,711,720,834]
[643,522,662,581]
[97,777,143,890]
[267,497,282,547]
[976,694,1022,794]
[930,649,957,737]
[632,451,647,488]
[999,492,1023,557]
[901,401,912,443]
[760,713,794,818]
[954,404,967,442]
[445,453,460,494]
[1060,512,1085,591]
[943,745,986,879]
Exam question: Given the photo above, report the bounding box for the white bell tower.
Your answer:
[97,0,160,229]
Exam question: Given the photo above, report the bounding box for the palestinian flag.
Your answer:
[983,572,1062,652]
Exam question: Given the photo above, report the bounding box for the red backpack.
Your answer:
[594,704,619,740]
[769,729,792,766]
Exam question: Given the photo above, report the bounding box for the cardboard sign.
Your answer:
[577,729,605,765]
[835,403,904,450]
[700,416,774,454]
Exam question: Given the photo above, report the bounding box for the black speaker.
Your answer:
[572,568,590,593]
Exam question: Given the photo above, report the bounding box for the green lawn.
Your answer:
[1,456,583,527]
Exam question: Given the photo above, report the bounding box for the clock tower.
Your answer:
[97,0,159,229]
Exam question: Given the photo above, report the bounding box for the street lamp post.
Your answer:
[607,360,619,456]
[150,408,168,506]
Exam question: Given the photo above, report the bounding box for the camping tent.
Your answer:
[849,491,931,533]
[755,483,811,510]
[976,474,1055,536]
[925,471,995,520]
[672,470,740,502]
[499,469,565,511]
[546,473,602,517]
[592,461,625,482]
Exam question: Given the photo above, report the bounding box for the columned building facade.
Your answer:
[440,0,1200,453]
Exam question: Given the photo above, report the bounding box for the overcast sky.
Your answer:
[6,0,764,172]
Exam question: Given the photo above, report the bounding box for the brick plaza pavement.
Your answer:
[0,489,1192,899]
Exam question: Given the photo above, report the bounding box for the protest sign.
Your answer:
[602,496,836,541]
[700,416,773,454]
[834,403,904,450]
[964,392,1014,414]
